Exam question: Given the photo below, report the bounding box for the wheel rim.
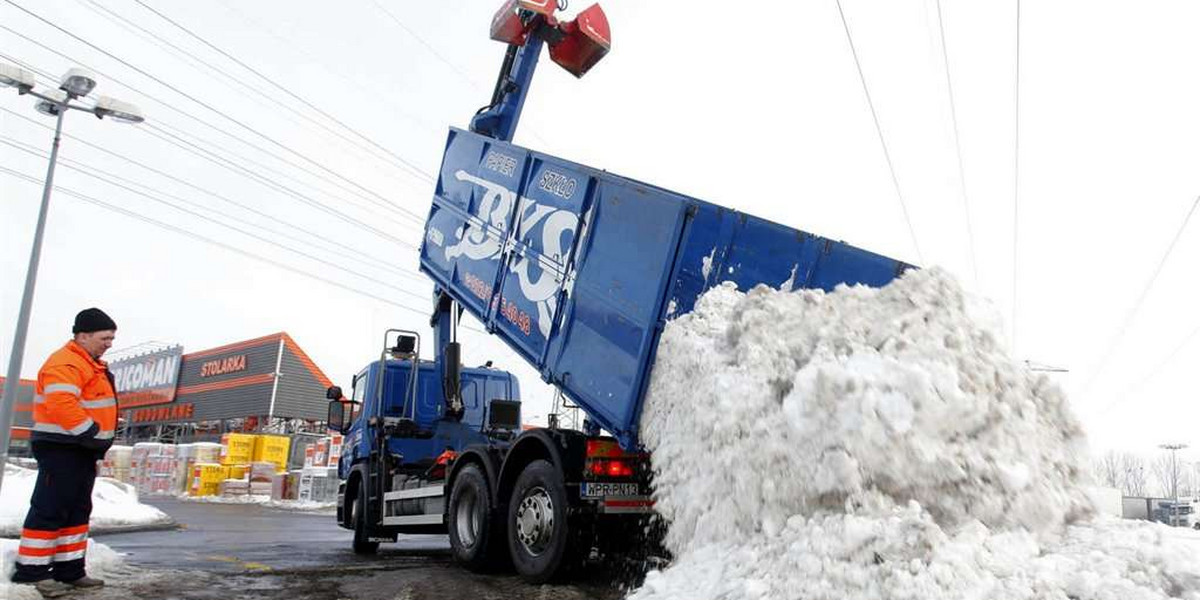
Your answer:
[515,486,555,557]
[455,485,481,548]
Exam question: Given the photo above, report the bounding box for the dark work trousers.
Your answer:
[11,441,98,583]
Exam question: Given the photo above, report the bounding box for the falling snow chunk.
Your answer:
[632,268,1200,600]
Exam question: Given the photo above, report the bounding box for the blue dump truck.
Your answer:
[326,0,913,583]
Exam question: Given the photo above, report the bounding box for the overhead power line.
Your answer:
[75,0,429,185]
[834,0,924,265]
[150,119,424,229]
[0,124,421,283]
[0,165,415,313]
[1098,321,1200,417]
[1083,195,1200,391]
[140,123,423,246]
[126,0,437,185]
[212,0,446,138]
[0,137,431,305]
[1,166,483,332]
[367,0,485,94]
[0,27,426,226]
[1,0,417,216]
[1,106,424,261]
[934,0,978,286]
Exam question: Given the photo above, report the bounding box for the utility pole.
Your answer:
[1160,443,1188,524]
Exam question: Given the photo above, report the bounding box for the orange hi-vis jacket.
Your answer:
[31,340,118,449]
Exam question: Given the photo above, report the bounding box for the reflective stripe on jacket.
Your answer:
[32,341,118,448]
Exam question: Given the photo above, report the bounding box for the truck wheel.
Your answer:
[507,459,572,583]
[352,478,379,555]
[448,464,499,570]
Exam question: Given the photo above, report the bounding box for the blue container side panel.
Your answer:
[493,156,591,362]
[422,128,913,451]
[422,130,593,371]
[547,180,689,444]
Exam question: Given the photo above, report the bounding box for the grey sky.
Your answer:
[2,0,1199,458]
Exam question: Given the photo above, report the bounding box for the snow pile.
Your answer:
[633,268,1200,600]
[0,539,125,599]
[1,463,172,536]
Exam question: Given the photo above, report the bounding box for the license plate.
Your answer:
[581,482,639,498]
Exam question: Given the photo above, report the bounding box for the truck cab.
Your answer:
[338,357,521,470]
[328,329,523,553]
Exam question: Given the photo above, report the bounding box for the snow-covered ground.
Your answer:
[632,268,1200,599]
[1,464,173,537]
[180,493,336,513]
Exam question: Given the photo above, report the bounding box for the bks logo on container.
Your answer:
[446,169,579,338]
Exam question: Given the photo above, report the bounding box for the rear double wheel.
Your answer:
[507,459,574,583]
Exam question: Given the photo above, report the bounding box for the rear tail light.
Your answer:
[587,458,634,478]
[585,439,642,478]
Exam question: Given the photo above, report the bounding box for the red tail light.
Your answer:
[587,458,633,478]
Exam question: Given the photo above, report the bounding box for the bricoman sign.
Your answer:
[109,346,183,408]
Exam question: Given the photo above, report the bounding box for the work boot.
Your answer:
[66,576,105,588]
[34,579,74,597]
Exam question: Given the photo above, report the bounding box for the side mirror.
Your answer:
[327,400,347,434]
[325,385,343,400]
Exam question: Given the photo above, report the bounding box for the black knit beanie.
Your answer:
[73,308,117,334]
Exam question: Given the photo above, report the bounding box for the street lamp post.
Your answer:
[1160,442,1188,525]
[0,64,144,492]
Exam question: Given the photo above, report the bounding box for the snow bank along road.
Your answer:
[0,464,172,537]
[632,268,1200,600]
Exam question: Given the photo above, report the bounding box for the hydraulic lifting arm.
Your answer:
[470,0,611,143]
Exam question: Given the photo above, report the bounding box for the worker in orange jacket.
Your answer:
[12,308,119,596]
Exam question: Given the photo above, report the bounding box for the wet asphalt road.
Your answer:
[97,498,447,572]
[77,498,628,600]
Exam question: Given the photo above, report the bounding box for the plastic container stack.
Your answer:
[295,435,342,502]
[297,469,339,502]
[147,444,177,495]
[190,462,226,497]
[219,433,255,466]
[98,445,132,482]
[130,442,165,495]
[91,434,339,500]
[270,471,300,501]
[193,442,221,464]
[249,462,276,496]
[219,479,249,496]
[252,435,291,472]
